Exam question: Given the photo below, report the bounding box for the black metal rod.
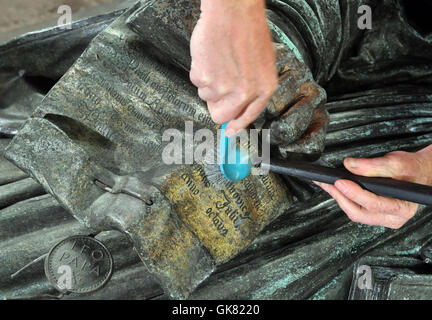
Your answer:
[261,160,432,206]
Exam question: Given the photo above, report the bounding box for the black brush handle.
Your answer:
[261,160,432,206]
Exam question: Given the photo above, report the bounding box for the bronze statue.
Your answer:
[1,0,432,299]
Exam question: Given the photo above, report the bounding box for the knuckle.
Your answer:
[238,90,252,104]
[209,109,226,124]
[236,82,255,104]
[317,86,327,103]
[384,200,406,215]
[189,69,199,84]
[400,211,414,222]
[364,201,380,213]
[346,211,366,225]
[299,82,326,106]
[311,85,327,106]
[348,214,361,224]
[198,87,220,102]
[197,88,210,101]
[189,69,211,88]
[389,221,405,230]
[398,202,417,219]
[216,82,231,96]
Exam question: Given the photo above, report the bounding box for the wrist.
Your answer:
[201,0,265,13]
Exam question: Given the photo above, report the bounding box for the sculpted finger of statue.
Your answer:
[277,106,329,157]
[265,43,329,157]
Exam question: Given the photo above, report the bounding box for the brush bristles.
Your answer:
[203,162,232,190]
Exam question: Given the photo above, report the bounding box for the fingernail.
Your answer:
[335,180,349,194]
[314,181,330,193]
[345,158,358,169]
[225,128,236,138]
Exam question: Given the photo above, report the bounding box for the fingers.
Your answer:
[194,80,276,135]
[195,81,276,135]
[225,92,273,136]
[269,79,326,144]
[317,149,428,229]
[265,44,315,117]
[206,89,257,125]
[191,56,276,133]
[334,180,414,217]
[343,157,396,178]
[265,44,327,152]
[269,95,315,145]
[198,85,232,102]
[276,106,329,156]
[314,181,387,226]
[314,180,418,229]
[189,68,213,88]
[343,150,429,184]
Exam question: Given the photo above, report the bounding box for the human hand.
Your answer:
[314,145,432,229]
[190,0,278,137]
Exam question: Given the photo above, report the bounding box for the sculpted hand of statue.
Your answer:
[265,43,329,158]
[314,145,432,229]
[190,0,328,156]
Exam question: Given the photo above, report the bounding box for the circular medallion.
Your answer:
[44,235,113,294]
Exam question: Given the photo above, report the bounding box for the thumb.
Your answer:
[343,157,397,178]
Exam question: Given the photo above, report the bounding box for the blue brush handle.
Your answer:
[261,160,432,206]
[219,123,252,182]
[219,123,229,179]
